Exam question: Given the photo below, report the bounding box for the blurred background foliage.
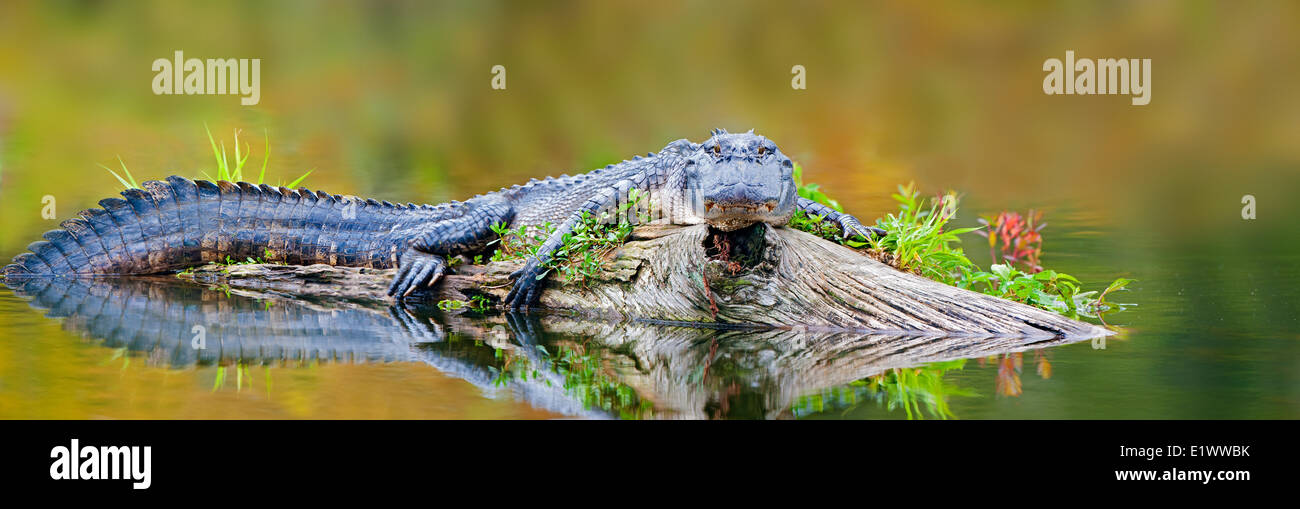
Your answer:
[0,0,1297,418]
[1,0,1297,249]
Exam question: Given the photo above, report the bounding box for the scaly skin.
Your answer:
[3,129,884,309]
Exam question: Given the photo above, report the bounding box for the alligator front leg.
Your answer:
[389,194,514,300]
[505,173,648,310]
[796,197,886,240]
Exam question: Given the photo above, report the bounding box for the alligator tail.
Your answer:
[3,176,425,277]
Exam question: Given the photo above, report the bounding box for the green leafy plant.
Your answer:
[789,162,858,241]
[488,222,553,262]
[793,360,975,420]
[436,299,466,311]
[179,249,284,275]
[865,183,983,282]
[488,188,648,288]
[788,168,1133,321]
[436,294,493,313]
[487,342,652,418]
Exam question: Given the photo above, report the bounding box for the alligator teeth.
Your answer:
[705,202,778,214]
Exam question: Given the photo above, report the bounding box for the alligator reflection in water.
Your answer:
[4,276,1100,419]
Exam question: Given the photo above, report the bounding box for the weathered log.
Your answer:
[176,223,1112,339]
[4,275,1101,419]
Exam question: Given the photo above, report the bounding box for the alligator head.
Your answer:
[675,128,798,231]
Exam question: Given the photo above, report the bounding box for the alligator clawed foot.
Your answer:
[387,304,446,343]
[504,261,547,311]
[839,215,887,241]
[504,311,543,348]
[388,248,447,299]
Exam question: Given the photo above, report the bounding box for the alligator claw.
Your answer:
[839,215,887,241]
[850,224,888,240]
[504,261,547,310]
[387,304,446,343]
[504,311,542,347]
[387,249,447,300]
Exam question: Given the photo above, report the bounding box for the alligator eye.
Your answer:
[757,146,766,156]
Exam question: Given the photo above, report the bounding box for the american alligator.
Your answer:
[3,128,883,309]
[4,275,1089,419]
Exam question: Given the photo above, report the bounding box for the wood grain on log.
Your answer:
[176,223,1112,339]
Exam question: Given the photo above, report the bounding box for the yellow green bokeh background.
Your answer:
[1,1,1297,419]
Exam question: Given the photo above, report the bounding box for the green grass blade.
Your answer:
[220,141,232,181]
[286,169,313,189]
[233,129,251,180]
[233,129,242,177]
[204,123,224,179]
[119,156,138,188]
[100,164,133,190]
[99,155,139,189]
[258,129,270,185]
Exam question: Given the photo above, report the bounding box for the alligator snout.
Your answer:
[702,199,779,214]
[701,176,783,213]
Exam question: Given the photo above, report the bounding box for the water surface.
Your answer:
[2,206,1296,419]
